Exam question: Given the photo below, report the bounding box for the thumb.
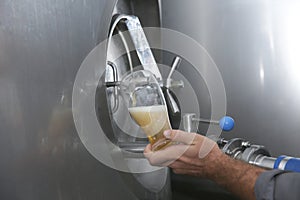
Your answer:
[163,129,197,145]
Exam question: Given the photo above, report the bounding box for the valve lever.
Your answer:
[183,113,235,132]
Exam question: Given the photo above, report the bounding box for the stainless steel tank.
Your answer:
[162,0,300,161]
[2,0,300,199]
[0,0,172,199]
[161,0,300,199]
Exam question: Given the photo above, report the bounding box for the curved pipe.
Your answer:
[107,14,134,72]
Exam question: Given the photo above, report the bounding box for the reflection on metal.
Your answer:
[161,0,300,198]
[0,0,172,199]
[165,56,182,114]
[107,14,162,80]
[105,61,119,113]
[125,15,162,80]
[100,0,172,198]
[162,0,300,156]
[107,15,134,73]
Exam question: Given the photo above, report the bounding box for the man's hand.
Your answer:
[144,129,223,178]
[144,129,266,200]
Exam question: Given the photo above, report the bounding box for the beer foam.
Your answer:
[128,105,170,137]
[128,105,166,113]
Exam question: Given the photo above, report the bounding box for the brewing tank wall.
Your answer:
[162,0,300,156]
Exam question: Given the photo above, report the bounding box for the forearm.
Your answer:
[144,130,267,199]
[207,153,266,200]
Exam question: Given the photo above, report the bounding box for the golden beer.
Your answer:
[129,105,172,151]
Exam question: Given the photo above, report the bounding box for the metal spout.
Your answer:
[107,14,162,80]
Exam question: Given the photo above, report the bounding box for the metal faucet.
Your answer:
[106,14,182,118]
[107,14,162,80]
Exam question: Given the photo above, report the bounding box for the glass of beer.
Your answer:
[121,70,172,151]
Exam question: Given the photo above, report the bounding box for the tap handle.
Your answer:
[164,56,182,127]
[183,114,235,132]
[167,56,182,88]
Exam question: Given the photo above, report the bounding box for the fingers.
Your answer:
[144,130,217,167]
[164,129,199,145]
[144,143,202,166]
[144,143,190,166]
[144,143,153,154]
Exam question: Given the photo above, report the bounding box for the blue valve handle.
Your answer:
[274,155,300,173]
[219,116,235,131]
[192,115,235,131]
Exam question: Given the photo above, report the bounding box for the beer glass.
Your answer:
[121,70,172,151]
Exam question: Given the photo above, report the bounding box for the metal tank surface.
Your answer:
[2,0,300,200]
[0,0,172,199]
[162,0,300,199]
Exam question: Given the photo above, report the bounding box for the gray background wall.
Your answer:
[0,0,140,199]
[162,0,300,157]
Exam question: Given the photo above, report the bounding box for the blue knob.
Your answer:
[219,116,235,131]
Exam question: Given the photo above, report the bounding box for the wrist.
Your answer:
[201,145,227,180]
